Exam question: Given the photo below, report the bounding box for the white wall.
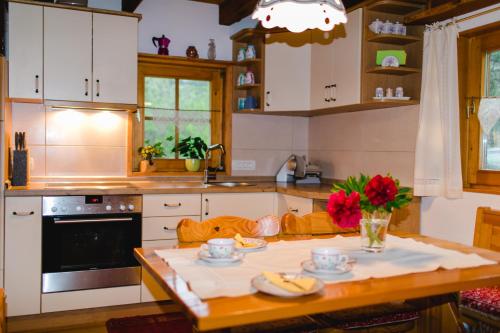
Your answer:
[420,6,500,245]
[136,0,233,60]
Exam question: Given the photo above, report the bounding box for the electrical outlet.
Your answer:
[232,160,256,171]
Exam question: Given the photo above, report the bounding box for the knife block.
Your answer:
[12,150,28,186]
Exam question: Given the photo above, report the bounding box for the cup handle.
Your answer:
[337,255,349,270]
[201,244,209,252]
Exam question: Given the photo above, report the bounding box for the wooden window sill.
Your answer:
[464,186,500,196]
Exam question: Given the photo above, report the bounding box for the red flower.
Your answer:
[327,190,362,229]
[364,175,397,207]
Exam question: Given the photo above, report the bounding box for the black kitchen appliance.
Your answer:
[42,195,142,293]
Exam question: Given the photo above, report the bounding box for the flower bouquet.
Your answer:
[327,174,412,252]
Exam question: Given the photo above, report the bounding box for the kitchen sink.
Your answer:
[207,182,256,188]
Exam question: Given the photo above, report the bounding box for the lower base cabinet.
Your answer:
[202,193,276,220]
[277,194,313,217]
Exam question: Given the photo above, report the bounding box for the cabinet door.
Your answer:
[330,8,363,107]
[310,30,334,110]
[202,193,276,220]
[44,7,92,102]
[4,197,42,316]
[93,13,138,104]
[8,3,43,99]
[264,32,311,112]
[276,194,313,217]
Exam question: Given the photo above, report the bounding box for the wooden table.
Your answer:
[134,234,500,332]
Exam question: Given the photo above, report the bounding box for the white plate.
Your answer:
[373,96,411,101]
[301,260,352,276]
[235,238,268,252]
[251,273,324,297]
[198,250,245,264]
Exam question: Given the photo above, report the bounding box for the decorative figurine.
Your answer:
[152,35,170,55]
[245,44,256,59]
[186,46,199,59]
[237,48,246,62]
[245,69,255,85]
[208,39,216,60]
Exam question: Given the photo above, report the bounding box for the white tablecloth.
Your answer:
[155,235,496,300]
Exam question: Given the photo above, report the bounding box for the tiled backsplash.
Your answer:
[12,103,128,177]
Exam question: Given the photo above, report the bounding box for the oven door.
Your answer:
[42,213,142,293]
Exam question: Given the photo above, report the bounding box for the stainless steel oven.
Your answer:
[42,195,142,293]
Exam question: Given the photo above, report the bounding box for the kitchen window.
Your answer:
[131,56,231,174]
[460,25,500,189]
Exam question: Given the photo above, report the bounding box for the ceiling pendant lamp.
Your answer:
[252,0,347,33]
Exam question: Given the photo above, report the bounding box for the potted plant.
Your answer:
[138,141,164,173]
[327,174,412,253]
[168,136,208,172]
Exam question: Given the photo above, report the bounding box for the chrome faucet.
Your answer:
[204,144,226,184]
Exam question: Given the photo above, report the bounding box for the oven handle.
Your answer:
[54,217,134,224]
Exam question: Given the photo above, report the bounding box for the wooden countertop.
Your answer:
[4,181,333,200]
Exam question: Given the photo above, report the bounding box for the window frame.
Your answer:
[460,24,500,190]
[128,55,233,175]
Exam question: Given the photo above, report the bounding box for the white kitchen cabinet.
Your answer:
[264,32,311,112]
[8,3,43,99]
[92,13,137,104]
[44,7,92,102]
[202,193,276,220]
[143,194,201,217]
[310,8,363,108]
[277,194,313,217]
[4,197,42,316]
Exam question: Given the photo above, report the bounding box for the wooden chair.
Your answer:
[459,207,500,333]
[282,212,419,333]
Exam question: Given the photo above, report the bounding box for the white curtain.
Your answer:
[414,23,463,198]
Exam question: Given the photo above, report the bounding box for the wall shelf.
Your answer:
[235,84,261,90]
[366,66,421,75]
[234,59,262,66]
[366,33,421,45]
[367,0,425,15]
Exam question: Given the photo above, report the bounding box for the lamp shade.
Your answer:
[252,0,347,33]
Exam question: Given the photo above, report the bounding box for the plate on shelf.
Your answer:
[373,97,411,101]
[251,273,324,297]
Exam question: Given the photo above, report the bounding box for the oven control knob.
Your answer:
[105,205,112,211]
[128,204,135,211]
[61,207,67,213]
[119,204,126,211]
[76,206,82,212]
[51,206,58,213]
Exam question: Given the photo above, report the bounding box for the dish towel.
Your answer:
[478,98,500,135]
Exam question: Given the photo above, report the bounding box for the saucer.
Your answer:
[251,273,324,297]
[198,250,245,264]
[301,260,353,275]
[235,238,268,252]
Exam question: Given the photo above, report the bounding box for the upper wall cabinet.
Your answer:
[310,8,363,109]
[44,7,93,102]
[8,3,43,99]
[264,32,311,112]
[8,2,139,104]
[93,13,137,104]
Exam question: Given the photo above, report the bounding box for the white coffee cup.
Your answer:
[395,87,404,98]
[375,87,384,98]
[202,238,235,258]
[312,248,349,271]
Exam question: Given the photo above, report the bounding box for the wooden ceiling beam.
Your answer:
[122,0,143,13]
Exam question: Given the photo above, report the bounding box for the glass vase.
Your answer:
[360,211,392,253]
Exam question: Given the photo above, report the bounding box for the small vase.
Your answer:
[360,211,391,253]
[140,160,156,173]
[185,159,201,172]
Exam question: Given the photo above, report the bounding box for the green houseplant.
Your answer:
[138,141,164,173]
[168,136,208,172]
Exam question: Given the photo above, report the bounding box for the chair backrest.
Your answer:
[474,207,500,251]
[281,212,359,235]
[177,215,280,243]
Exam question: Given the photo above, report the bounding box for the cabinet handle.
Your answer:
[324,85,331,102]
[163,226,172,231]
[164,203,182,207]
[96,79,100,97]
[289,208,299,213]
[330,84,337,102]
[265,91,270,107]
[35,75,39,94]
[84,78,89,96]
[13,211,34,216]
[205,198,209,216]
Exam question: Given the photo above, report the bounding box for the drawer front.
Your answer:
[143,194,201,217]
[278,194,313,217]
[142,216,200,241]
